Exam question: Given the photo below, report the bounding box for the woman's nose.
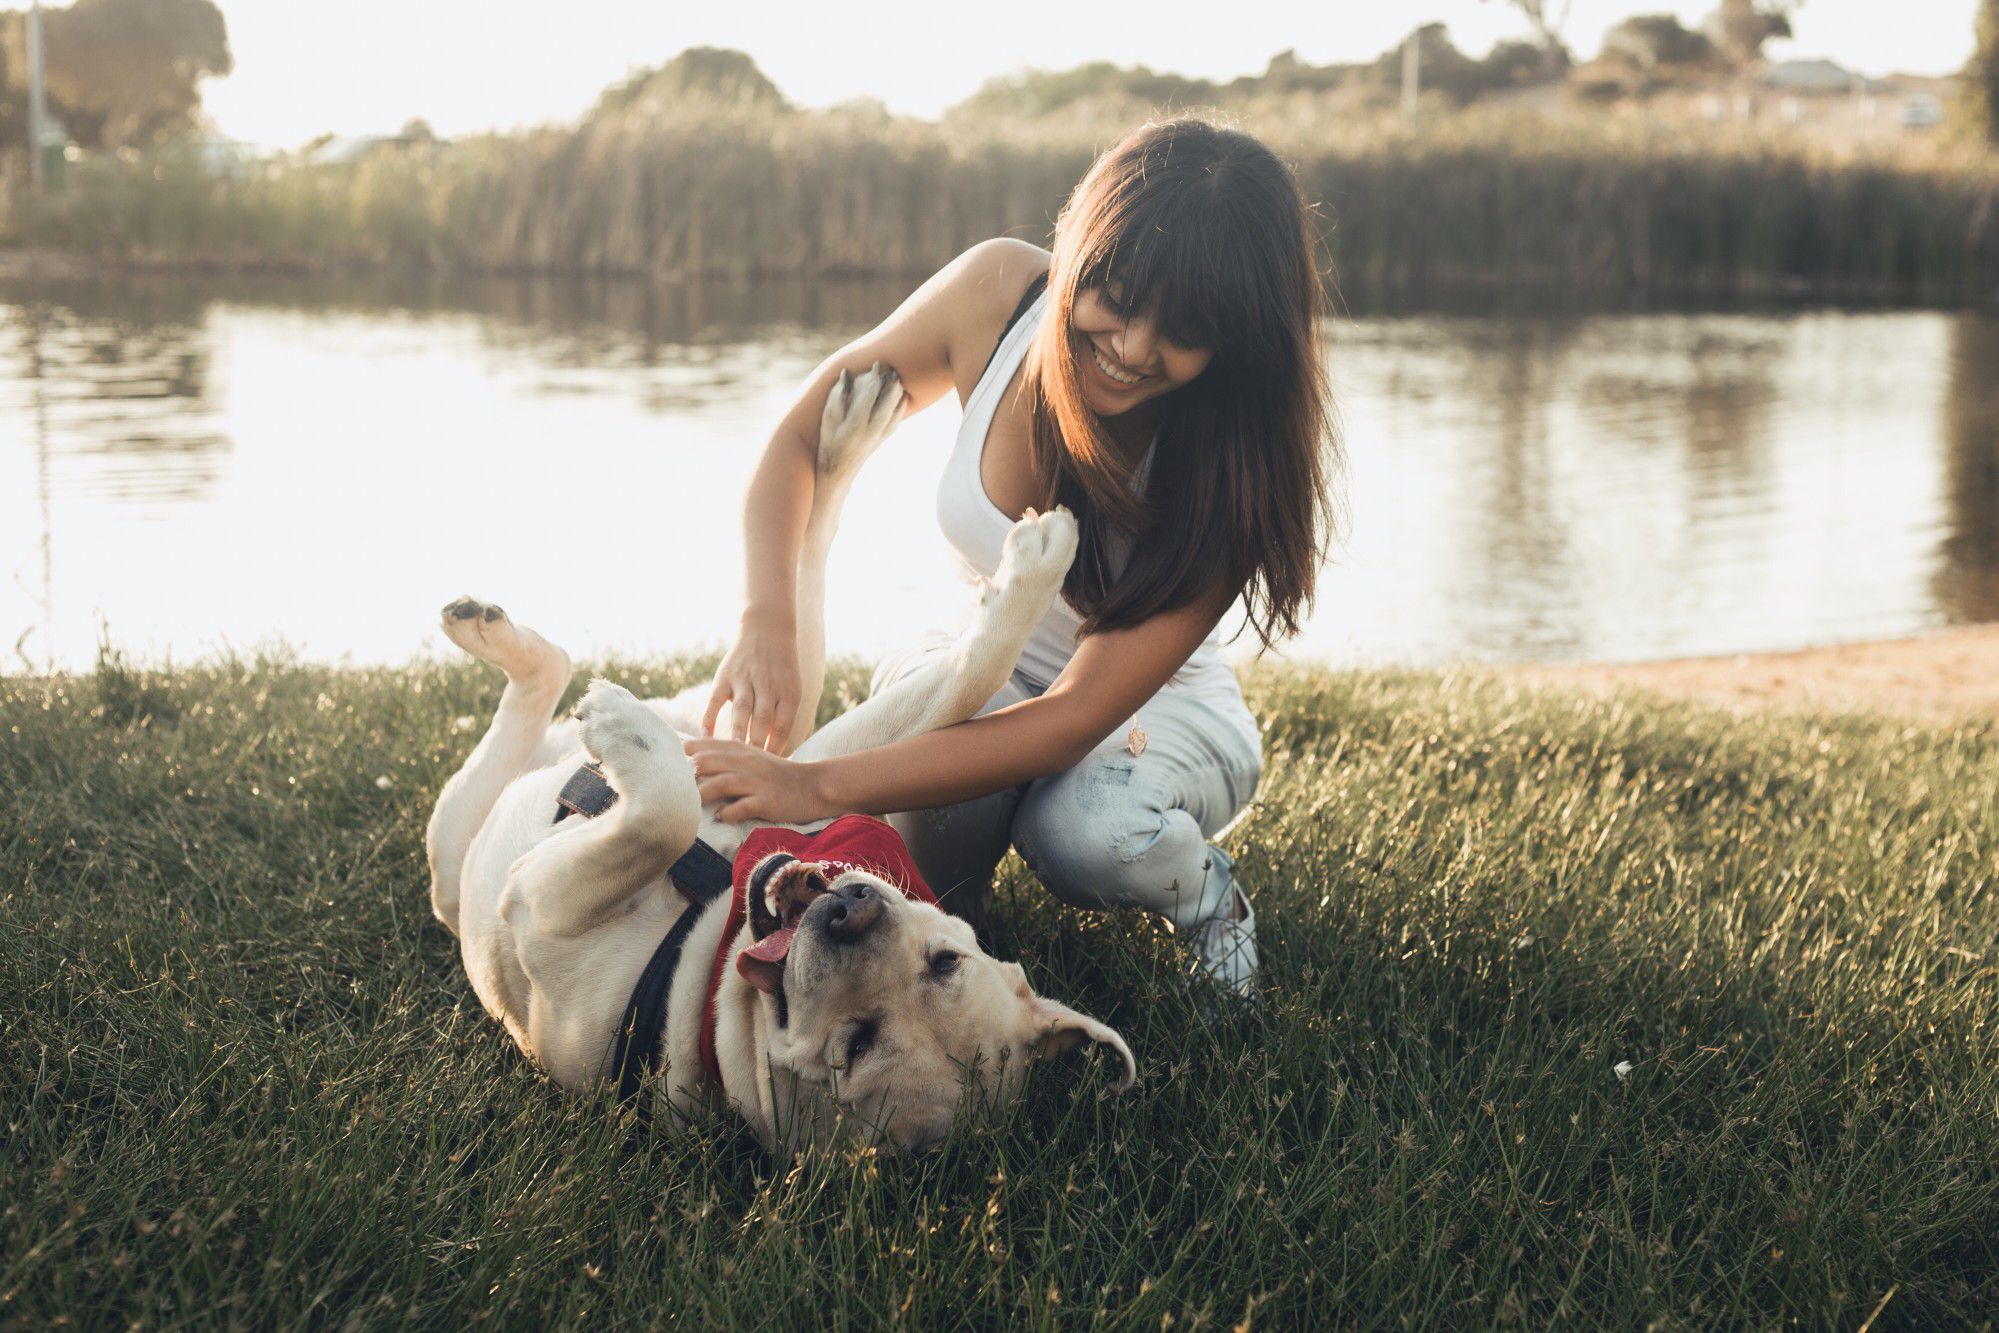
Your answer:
[1115,317,1158,371]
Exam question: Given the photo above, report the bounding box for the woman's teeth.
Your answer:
[1091,342,1144,386]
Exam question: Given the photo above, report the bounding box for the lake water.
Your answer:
[3,273,1995,673]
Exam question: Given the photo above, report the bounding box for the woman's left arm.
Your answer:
[685,586,1236,824]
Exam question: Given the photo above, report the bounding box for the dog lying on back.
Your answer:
[424,367,1133,1153]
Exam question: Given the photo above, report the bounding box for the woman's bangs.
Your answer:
[1085,201,1274,361]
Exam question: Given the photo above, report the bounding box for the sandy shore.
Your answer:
[1511,624,1999,722]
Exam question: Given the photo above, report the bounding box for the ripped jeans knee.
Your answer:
[1013,772,1235,932]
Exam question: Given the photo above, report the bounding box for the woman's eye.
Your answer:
[930,951,961,977]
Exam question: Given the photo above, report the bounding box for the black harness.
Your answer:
[553,762,732,1104]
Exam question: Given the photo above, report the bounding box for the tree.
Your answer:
[1481,0,1576,72]
[591,48,789,120]
[33,0,232,149]
[1367,24,1548,103]
[1602,14,1718,76]
[1703,0,1800,67]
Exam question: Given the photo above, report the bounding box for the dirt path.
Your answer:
[1511,624,1999,723]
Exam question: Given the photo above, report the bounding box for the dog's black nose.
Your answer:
[821,881,883,945]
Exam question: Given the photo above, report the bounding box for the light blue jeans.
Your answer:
[871,637,1263,933]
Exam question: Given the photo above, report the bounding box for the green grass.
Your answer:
[4,652,1997,1327]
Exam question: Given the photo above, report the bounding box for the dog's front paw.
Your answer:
[992,506,1079,601]
[817,363,905,483]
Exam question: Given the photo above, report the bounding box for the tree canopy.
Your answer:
[590,47,789,121]
[1703,0,1799,66]
[6,0,232,150]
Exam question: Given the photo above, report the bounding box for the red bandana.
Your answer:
[697,816,937,1087]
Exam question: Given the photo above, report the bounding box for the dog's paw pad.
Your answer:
[439,595,566,684]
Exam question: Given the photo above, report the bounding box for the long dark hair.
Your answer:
[1027,118,1338,650]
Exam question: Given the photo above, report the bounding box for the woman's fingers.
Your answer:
[749,697,777,755]
[685,736,783,821]
[701,679,731,737]
[760,691,797,754]
[695,770,748,806]
[728,684,754,743]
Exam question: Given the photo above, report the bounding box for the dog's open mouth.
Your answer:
[737,856,830,997]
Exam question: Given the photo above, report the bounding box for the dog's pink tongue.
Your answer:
[737,925,796,994]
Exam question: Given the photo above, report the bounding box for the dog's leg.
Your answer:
[426,597,571,933]
[787,364,905,752]
[501,681,699,940]
[793,507,1077,764]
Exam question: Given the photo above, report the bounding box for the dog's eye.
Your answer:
[929,951,960,977]
[845,1020,877,1066]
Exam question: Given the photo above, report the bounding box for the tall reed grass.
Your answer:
[17,99,1999,299]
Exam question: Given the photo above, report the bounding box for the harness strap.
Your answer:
[608,892,716,1105]
[551,759,734,1105]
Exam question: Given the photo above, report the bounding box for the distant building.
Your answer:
[192,135,268,178]
[1764,59,1872,95]
[302,129,447,165]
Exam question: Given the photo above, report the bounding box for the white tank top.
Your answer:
[934,286,1248,708]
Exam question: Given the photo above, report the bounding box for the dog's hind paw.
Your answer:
[439,596,569,686]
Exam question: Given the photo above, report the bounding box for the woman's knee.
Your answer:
[1012,778,1218,921]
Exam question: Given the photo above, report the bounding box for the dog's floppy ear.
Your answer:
[1025,995,1137,1092]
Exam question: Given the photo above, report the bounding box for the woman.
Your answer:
[685,119,1337,998]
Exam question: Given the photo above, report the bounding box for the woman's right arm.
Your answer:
[703,238,1049,752]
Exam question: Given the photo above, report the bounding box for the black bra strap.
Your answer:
[974,270,1050,388]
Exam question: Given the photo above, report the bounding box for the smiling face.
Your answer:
[1069,281,1215,419]
[734,857,1134,1153]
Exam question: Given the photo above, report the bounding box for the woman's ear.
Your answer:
[1025,995,1137,1092]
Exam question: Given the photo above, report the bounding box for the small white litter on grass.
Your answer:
[452,715,477,734]
[375,775,394,789]
[1613,1060,1634,1082]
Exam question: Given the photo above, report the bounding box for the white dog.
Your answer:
[424,366,1134,1153]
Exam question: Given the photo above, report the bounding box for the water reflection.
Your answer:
[6,298,230,504]
[2,274,1994,671]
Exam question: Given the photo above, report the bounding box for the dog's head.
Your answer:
[733,853,1135,1153]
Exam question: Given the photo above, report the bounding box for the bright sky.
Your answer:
[203,0,1980,148]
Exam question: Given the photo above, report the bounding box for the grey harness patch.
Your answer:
[553,760,733,904]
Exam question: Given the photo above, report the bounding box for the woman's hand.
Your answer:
[702,610,801,753]
[684,737,832,824]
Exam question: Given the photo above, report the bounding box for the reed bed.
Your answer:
[16,99,1999,299]
[3,651,1998,1326]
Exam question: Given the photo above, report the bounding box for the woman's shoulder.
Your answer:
[957,238,1051,306]
[947,240,1049,339]
[930,239,1050,396]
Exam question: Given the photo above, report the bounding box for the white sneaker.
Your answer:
[1189,887,1258,1001]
